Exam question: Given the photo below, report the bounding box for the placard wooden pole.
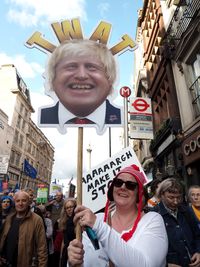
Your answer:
[76,127,83,241]
[124,97,129,148]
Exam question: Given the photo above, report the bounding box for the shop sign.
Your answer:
[0,155,9,174]
[183,134,200,156]
[129,97,153,139]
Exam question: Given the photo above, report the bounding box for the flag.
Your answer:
[68,183,76,198]
[0,180,2,192]
[24,159,37,179]
[14,182,20,191]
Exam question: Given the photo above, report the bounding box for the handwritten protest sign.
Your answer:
[49,183,63,196]
[82,146,147,213]
[37,187,48,203]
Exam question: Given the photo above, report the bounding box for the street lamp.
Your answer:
[18,162,24,189]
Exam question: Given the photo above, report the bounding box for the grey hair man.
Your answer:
[187,185,200,228]
[152,178,200,267]
[0,190,47,267]
[39,39,122,133]
[46,191,64,226]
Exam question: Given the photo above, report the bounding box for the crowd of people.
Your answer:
[67,167,200,267]
[0,166,200,267]
[0,190,76,267]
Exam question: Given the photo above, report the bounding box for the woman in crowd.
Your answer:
[59,198,76,267]
[38,205,54,267]
[147,178,162,207]
[52,214,63,266]
[0,196,14,232]
[187,185,200,229]
[68,164,168,267]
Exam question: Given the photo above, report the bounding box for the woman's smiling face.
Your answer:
[113,173,138,208]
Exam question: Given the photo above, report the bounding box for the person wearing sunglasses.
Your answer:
[67,164,168,267]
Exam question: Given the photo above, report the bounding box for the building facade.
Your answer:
[0,109,14,187]
[0,109,14,156]
[0,64,54,191]
[132,7,154,181]
[162,0,200,185]
[134,0,200,187]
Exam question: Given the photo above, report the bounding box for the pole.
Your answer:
[109,127,111,157]
[18,163,23,190]
[119,86,131,148]
[124,97,129,148]
[76,127,83,242]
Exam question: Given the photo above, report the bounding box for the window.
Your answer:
[8,172,18,181]
[14,130,19,144]
[19,134,24,147]
[20,103,24,114]
[153,75,170,131]
[0,120,4,130]
[189,54,200,116]
[15,152,21,167]
[10,150,15,164]
[22,120,26,132]
[27,142,31,153]
[32,146,36,157]
[24,108,28,118]
[16,114,22,129]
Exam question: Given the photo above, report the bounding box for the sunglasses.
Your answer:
[113,178,138,191]
[65,206,75,210]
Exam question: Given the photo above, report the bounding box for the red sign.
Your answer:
[37,183,46,188]
[132,98,150,112]
[120,86,131,98]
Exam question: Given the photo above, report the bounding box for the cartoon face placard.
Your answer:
[26,18,138,135]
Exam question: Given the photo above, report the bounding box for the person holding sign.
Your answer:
[39,39,122,134]
[67,164,168,267]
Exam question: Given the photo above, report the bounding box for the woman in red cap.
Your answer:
[68,164,168,267]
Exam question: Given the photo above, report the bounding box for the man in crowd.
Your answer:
[46,191,64,226]
[152,178,200,267]
[0,190,47,267]
[25,188,36,211]
[39,39,122,134]
[188,185,200,229]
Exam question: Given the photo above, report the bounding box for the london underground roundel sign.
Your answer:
[120,86,131,98]
[132,98,150,112]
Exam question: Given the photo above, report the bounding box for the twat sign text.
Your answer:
[26,18,137,55]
